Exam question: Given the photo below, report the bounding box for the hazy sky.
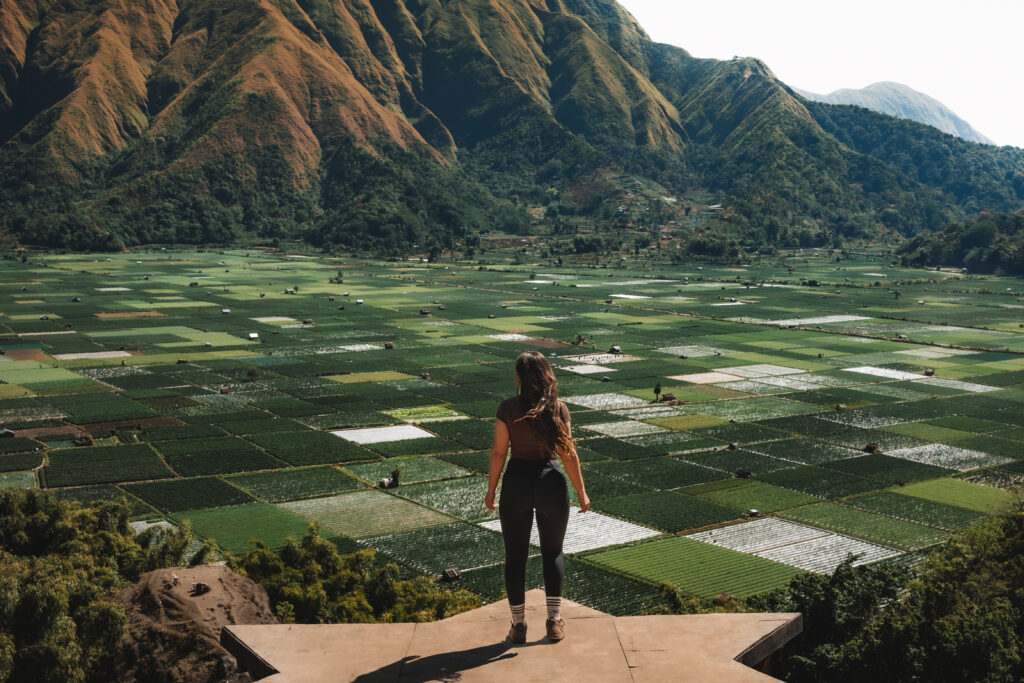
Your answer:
[618,0,1024,148]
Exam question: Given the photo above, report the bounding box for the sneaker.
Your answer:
[508,622,527,644]
[545,618,565,642]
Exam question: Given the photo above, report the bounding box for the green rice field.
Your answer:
[2,248,1022,610]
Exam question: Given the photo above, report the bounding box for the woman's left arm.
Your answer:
[485,419,510,510]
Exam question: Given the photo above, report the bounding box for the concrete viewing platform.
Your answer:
[221,590,802,682]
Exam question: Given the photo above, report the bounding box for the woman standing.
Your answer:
[484,351,589,644]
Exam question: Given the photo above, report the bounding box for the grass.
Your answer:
[891,478,1018,514]
[684,479,820,513]
[589,537,803,599]
[174,504,317,554]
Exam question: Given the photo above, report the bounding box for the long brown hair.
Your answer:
[514,351,574,459]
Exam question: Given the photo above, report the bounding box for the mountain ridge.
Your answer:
[1,0,1022,251]
[795,81,995,145]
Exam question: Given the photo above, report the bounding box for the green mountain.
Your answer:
[795,81,995,145]
[1,0,1023,251]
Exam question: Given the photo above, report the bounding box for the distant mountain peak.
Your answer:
[794,81,994,145]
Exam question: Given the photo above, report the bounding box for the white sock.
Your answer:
[510,603,525,625]
[546,596,561,621]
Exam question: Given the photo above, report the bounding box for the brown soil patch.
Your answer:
[96,310,166,318]
[80,416,181,432]
[3,348,50,361]
[13,425,78,438]
[525,338,568,349]
[112,565,276,682]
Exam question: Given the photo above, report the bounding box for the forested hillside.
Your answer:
[1,0,1022,252]
[898,211,1024,275]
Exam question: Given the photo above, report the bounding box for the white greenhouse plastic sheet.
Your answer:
[915,378,999,393]
[688,518,902,574]
[765,315,871,326]
[479,508,661,554]
[579,421,668,437]
[755,534,902,574]
[716,364,805,378]
[688,518,829,554]
[559,364,616,375]
[331,424,435,444]
[666,372,746,384]
[563,393,650,410]
[842,366,923,381]
[655,345,734,357]
[887,444,1014,471]
[52,350,133,360]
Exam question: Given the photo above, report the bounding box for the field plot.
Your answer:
[247,431,377,465]
[844,492,986,530]
[594,491,741,533]
[175,504,315,554]
[331,424,436,444]
[0,472,36,488]
[758,465,880,499]
[893,478,1017,514]
[562,393,650,410]
[226,466,365,502]
[44,444,172,486]
[822,454,952,485]
[688,518,829,553]
[154,437,281,476]
[747,438,863,465]
[125,477,256,512]
[590,537,803,598]
[363,523,507,574]
[344,457,468,486]
[685,479,820,513]
[589,457,727,490]
[5,250,1024,604]
[50,484,154,517]
[396,477,496,521]
[755,533,902,574]
[781,502,949,550]
[886,444,1014,472]
[479,507,661,554]
[280,490,453,538]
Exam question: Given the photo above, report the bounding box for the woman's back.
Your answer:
[496,396,570,460]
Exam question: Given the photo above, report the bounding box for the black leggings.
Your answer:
[499,458,570,605]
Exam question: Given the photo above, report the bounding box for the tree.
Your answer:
[0,489,195,682]
[230,525,479,625]
[653,382,661,401]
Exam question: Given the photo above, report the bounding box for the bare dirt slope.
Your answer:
[113,565,277,683]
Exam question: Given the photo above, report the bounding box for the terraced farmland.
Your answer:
[3,249,1023,610]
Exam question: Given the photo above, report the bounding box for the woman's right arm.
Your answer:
[561,443,590,513]
[485,419,510,510]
